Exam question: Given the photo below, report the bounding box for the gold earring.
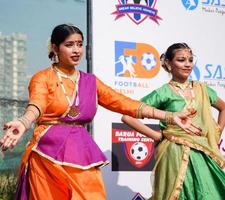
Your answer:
[53,54,59,63]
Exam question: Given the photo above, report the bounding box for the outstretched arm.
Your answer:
[0,105,40,151]
[122,115,162,141]
[0,71,48,151]
[97,78,202,135]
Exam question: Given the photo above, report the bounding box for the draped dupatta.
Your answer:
[152,82,225,200]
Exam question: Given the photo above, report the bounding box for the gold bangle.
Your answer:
[165,112,174,125]
[137,103,147,119]
[26,109,39,119]
[17,116,32,131]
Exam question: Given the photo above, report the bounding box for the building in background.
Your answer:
[0,33,28,125]
[0,33,28,100]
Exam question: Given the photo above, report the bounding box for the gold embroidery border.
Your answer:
[32,148,109,169]
[169,145,190,200]
[165,135,225,169]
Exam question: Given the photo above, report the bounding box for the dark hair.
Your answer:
[160,43,192,72]
[48,24,84,59]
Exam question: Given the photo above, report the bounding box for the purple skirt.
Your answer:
[32,125,108,169]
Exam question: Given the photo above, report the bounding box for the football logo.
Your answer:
[130,142,148,161]
[141,52,157,70]
[115,41,160,79]
[112,0,162,25]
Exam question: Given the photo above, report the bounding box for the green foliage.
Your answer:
[0,172,17,200]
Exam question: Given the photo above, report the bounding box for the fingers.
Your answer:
[3,122,14,130]
[0,128,13,143]
[1,138,18,151]
[183,121,202,136]
[186,125,202,136]
[191,123,202,133]
[174,114,202,136]
[183,128,195,136]
[0,127,18,151]
[0,132,11,151]
[2,139,13,151]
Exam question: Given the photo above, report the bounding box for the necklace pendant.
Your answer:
[68,106,79,118]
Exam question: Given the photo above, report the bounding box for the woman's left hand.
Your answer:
[173,112,202,136]
[0,120,26,151]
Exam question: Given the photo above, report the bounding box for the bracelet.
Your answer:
[26,108,39,119]
[27,104,41,117]
[155,133,163,146]
[137,103,147,119]
[17,116,32,131]
[165,112,174,125]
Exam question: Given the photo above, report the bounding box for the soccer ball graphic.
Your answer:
[130,142,148,161]
[141,52,157,70]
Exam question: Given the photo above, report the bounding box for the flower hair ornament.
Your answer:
[47,38,59,63]
[47,38,52,55]
[160,53,171,72]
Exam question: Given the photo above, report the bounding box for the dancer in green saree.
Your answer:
[122,43,225,200]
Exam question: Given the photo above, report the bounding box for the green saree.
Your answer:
[142,81,225,200]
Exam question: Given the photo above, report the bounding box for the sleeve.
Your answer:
[28,72,49,115]
[96,78,142,118]
[206,85,218,105]
[140,90,162,108]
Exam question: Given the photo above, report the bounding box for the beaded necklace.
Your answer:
[54,66,80,118]
[169,80,197,117]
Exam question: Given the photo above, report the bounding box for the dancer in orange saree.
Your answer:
[122,43,225,200]
[0,26,200,200]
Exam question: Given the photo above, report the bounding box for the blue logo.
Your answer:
[189,61,201,80]
[204,63,225,80]
[181,0,225,14]
[181,0,199,10]
[202,0,225,6]
[115,41,160,79]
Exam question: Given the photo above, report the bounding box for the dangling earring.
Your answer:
[165,63,171,72]
[53,54,59,63]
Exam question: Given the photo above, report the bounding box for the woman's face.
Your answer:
[57,33,83,68]
[168,49,194,82]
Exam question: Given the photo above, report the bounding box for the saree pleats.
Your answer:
[153,143,183,200]
[28,152,106,200]
[179,150,225,200]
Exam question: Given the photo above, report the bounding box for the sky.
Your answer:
[0,0,87,76]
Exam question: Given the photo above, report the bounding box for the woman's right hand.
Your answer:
[173,112,202,136]
[0,120,26,151]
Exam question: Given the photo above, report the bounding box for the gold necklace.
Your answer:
[169,80,197,117]
[54,66,80,118]
[54,66,78,84]
[169,80,190,91]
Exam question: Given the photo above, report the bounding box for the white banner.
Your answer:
[91,0,225,199]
